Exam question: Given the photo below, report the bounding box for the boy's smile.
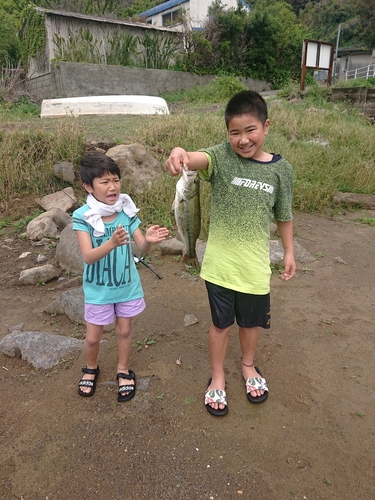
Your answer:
[228,114,270,161]
[84,172,121,205]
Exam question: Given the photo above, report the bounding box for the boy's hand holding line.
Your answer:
[166,147,208,175]
[165,147,189,175]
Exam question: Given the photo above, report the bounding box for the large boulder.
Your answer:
[106,143,164,194]
[19,264,62,285]
[36,187,77,212]
[56,223,84,274]
[0,329,84,369]
[52,162,76,184]
[26,208,72,241]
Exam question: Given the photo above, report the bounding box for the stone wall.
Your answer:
[28,61,271,102]
[331,86,375,124]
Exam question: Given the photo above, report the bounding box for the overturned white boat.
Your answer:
[40,95,170,118]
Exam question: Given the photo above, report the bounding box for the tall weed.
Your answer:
[1,81,374,232]
[162,75,247,105]
[266,101,375,211]
[0,118,84,201]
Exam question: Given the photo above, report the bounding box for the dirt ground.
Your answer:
[0,201,374,500]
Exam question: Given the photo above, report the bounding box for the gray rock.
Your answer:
[161,236,315,267]
[270,239,315,265]
[52,161,76,184]
[31,238,52,247]
[307,137,330,147]
[55,276,83,290]
[26,208,72,241]
[56,223,84,274]
[270,222,278,236]
[43,287,84,323]
[0,330,84,369]
[159,237,183,255]
[184,313,199,327]
[36,187,77,213]
[332,191,375,209]
[106,144,164,194]
[19,264,61,285]
[44,287,114,331]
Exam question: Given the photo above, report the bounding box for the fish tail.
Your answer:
[183,254,200,269]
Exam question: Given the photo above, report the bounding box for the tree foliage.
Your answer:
[353,0,375,48]
[0,0,28,66]
[19,6,48,66]
[37,0,134,16]
[2,0,373,89]
[184,0,308,86]
[300,0,359,46]
[118,1,162,19]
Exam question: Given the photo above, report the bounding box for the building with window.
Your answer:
[138,0,250,30]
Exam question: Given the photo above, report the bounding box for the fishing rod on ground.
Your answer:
[133,253,162,280]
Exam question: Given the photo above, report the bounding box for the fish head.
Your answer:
[175,167,199,201]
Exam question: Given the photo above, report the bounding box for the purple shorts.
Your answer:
[84,298,146,325]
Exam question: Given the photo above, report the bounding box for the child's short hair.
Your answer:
[80,151,121,188]
[225,90,268,127]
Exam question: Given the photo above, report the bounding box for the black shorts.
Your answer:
[205,281,271,330]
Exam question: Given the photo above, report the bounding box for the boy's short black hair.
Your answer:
[80,151,121,188]
[225,90,268,127]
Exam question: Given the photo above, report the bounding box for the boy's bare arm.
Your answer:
[276,220,296,280]
[165,147,208,176]
[75,225,129,265]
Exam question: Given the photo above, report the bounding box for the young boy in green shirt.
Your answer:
[165,90,296,416]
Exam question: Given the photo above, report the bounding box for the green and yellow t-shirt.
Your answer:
[199,142,293,295]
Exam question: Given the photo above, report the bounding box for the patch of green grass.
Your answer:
[356,217,375,226]
[187,266,200,275]
[132,333,157,351]
[271,263,283,274]
[162,75,246,106]
[12,212,42,232]
[0,117,84,202]
[0,218,11,229]
[333,77,375,88]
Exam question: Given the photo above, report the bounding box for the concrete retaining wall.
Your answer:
[27,61,271,102]
[331,86,375,124]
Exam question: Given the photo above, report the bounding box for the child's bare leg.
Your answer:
[116,316,134,397]
[80,322,103,394]
[239,326,264,398]
[207,323,230,411]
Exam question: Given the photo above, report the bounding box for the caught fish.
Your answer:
[172,166,201,268]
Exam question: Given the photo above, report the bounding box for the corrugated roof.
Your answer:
[239,0,251,11]
[34,6,177,32]
[140,0,251,18]
[139,0,187,18]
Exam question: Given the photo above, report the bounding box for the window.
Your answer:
[162,9,182,26]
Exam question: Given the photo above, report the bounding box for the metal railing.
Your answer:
[345,64,375,80]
